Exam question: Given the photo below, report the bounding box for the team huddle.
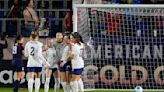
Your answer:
[12,32,84,92]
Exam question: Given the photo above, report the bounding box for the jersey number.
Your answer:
[12,46,17,54]
[30,47,35,56]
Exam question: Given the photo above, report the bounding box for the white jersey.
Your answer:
[61,45,71,63]
[71,43,84,69]
[25,40,45,67]
[46,47,58,68]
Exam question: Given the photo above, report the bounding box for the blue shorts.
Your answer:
[27,67,42,73]
[50,68,58,72]
[66,62,72,71]
[12,59,24,72]
[72,68,83,75]
[59,62,72,72]
[13,66,24,72]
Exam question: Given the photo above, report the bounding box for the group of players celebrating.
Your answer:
[12,31,84,92]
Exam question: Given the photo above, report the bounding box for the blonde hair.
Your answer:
[30,31,39,41]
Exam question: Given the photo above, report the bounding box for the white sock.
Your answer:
[70,81,78,92]
[61,81,67,92]
[77,79,84,92]
[28,78,34,92]
[44,77,50,92]
[66,83,71,92]
[54,78,60,92]
[35,78,41,92]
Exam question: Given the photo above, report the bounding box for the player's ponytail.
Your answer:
[79,34,84,43]
[30,31,39,40]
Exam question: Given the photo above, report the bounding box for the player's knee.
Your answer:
[35,73,41,78]
[71,75,77,81]
[71,78,76,82]
[60,75,66,82]
[20,72,25,78]
[29,72,35,78]
[76,76,81,81]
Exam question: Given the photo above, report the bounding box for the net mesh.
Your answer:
[75,5,164,90]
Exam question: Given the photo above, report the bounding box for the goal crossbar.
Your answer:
[74,4,164,8]
[73,4,164,32]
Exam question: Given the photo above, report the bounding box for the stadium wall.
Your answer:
[0,59,163,88]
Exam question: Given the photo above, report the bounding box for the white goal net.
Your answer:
[73,4,164,90]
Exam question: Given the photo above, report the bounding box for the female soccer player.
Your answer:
[60,34,72,92]
[44,38,60,92]
[25,32,49,92]
[12,35,25,92]
[69,32,84,92]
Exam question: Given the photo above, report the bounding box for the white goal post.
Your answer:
[73,4,164,91]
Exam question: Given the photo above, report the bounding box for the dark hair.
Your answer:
[64,34,71,39]
[74,32,84,43]
[79,34,84,43]
[71,32,83,44]
[15,35,23,43]
[25,0,31,7]
[30,31,39,40]
[9,0,22,7]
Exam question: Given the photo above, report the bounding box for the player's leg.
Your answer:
[75,69,84,92]
[77,77,84,92]
[65,62,72,92]
[70,74,79,92]
[27,67,35,92]
[34,67,42,92]
[44,68,52,92]
[70,68,84,92]
[53,68,60,92]
[13,66,25,92]
[59,64,67,92]
[66,62,72,83]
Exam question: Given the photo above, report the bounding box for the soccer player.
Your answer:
[54,32,66,91]
[44,38,60,92]
[25,32,49,92]
[59,34,72,92]
[12,35,25,92]
[69,32,84,92]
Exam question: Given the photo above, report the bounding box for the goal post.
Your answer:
[73,4,164,91]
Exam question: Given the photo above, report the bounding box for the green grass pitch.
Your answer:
[0,87,163,92]
[0,88,130,92]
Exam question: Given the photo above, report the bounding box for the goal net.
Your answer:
[73,4,164,90]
